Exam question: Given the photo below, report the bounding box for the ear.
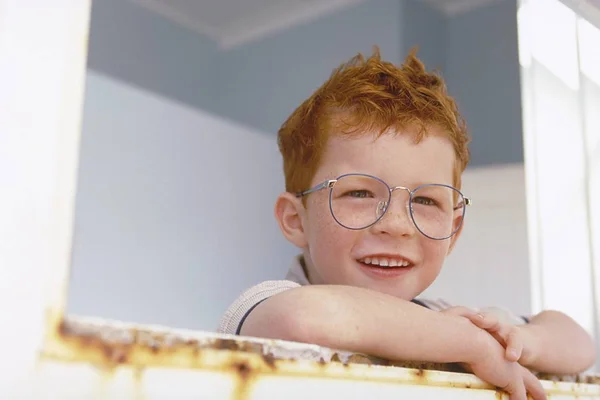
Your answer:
[446,216,465,255]
[274,192,308,249]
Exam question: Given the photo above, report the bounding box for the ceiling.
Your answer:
[129,0,502,50]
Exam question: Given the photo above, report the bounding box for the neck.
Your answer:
[299,254,314,284]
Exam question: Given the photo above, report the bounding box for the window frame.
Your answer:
[0,1,597,397]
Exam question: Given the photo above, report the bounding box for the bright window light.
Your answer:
[528,0,580,90]
[517,5,532,68]
[518,0,599,347]
[579,18,600,87]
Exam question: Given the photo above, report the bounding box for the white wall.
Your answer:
[66,71,297,331]
[67,71,532,331]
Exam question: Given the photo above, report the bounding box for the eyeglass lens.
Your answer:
[329,174,465,239]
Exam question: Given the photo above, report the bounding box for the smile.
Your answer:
[357,256,413,268]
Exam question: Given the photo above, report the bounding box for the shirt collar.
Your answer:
[285,254,311,285]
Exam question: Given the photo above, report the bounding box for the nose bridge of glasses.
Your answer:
[390,186,411,195]
[389,186,412,207]
[379,186,412,216]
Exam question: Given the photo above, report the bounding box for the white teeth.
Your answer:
[360,257,411,268]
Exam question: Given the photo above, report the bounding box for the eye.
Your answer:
[344,190,373,198]
[412,196,437,206]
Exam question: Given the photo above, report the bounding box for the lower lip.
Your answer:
[358,262,414,279]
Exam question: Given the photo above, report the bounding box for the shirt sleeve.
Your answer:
[217,280,301,335]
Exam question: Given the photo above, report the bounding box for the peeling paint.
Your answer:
[34,315,600,400]
[45,315,470,376]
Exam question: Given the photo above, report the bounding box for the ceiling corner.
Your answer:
[217,0,367,50]
[129,0,222,43]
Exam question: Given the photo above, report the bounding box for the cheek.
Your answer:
[306,200,357,261]
[421,238,450,268]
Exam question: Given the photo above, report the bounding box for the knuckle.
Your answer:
[507,326,520,338]
[487,314,500,324]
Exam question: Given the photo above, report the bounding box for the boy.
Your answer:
[217,48,596,400]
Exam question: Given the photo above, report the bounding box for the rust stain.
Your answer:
[44,317,473,386]
[235,361,252,381]
[212,338,264,354]
[412,368,426,380]
[536,372,600,385]
[231,360,255,400]
[46,316,268,400]
[330,353,342,363]
[47,317,284,374]
[40,314,600,399]
[262,353,277,369]
[56,319,133,367]
[345,354,373,365]
[389,360,466,374]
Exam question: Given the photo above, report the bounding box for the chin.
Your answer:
[357,271,426,300]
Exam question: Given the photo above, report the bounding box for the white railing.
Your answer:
[0,1,598,398]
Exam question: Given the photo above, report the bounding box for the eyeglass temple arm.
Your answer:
[296,180,337,198]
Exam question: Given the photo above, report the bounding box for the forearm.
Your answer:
[241,285,485,364]
[522,310,596,374]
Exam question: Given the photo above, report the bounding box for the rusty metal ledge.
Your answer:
[41,315,600,398]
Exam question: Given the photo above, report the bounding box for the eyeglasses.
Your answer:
[296,173,471,240]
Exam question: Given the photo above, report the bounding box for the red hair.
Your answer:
[277,47,471,195]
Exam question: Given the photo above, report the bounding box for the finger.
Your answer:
[468,313,516,351]
[505,329,524,362]
[521,366,547,400]
[503,377,527,400]
[470,312,503,332]
[441,306,477,318]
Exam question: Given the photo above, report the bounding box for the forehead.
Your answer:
[316,126,456,187]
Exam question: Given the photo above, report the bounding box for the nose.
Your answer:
[372,187,417,237]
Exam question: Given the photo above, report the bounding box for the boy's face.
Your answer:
[279,125,463,300]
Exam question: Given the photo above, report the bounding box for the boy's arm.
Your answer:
[241,284,550,400]
[242,284,481,364]
[520,310,597,374]
[442,306,596,375]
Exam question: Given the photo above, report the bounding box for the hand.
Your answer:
[442,306,536,365]
[466,329,547,400]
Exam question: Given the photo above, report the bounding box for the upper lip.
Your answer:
[356,253,416,265]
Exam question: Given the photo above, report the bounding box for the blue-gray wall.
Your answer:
[87,0,221,115]
[217,0,403,135]
[443,0,524,166]
[87,0,524,167]
[402,0,446,72]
